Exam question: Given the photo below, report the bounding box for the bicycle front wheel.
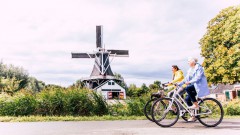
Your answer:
[197,98,224,127]
[144,98,157,122]
[151,98,179,127]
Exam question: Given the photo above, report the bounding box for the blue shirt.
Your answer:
[179,63,210,97]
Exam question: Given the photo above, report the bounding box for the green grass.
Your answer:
[0,115,146,122]
[0,115,239,122]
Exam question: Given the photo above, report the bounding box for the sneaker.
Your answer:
[188,117,197,122]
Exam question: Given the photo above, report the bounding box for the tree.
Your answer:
[199,5,240,84]
[0,62,28,81]
[114,72,128,89]
[149,80,162,90]
[69,79,85,89]
[0,62,45,94]
[126,84,137,97]
[139,83,149,96]
[24,77,45,93]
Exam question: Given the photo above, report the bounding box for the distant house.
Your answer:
[210,84,240,102]
[224,85,240,100]
[94,80,126,100]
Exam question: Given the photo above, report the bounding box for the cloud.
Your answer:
[0,0,239,87]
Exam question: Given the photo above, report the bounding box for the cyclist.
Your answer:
[151,65,184,100]
[166,65,184,97]
[178,57,210,121]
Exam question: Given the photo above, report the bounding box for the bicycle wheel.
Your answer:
[197,98,224,127]
[151,98,179,127]
[144,98,157,122]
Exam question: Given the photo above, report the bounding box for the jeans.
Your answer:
[185,84,197,106]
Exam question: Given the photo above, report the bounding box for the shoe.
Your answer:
[189,105,199,110]
[188,117,197,122]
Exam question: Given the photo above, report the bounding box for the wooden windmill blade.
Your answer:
[96,25,103,48]
[71,53,95,58]
[107,50,129,57]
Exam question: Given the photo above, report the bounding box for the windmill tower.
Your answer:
[71,26,129,99]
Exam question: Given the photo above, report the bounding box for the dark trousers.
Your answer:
[185,85,197,106]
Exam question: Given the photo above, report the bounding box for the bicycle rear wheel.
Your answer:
[151,98,179,127]
[197,98,224,127]
[144,98,157,122]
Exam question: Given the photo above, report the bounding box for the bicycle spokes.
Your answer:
[197,98,224,127]
[151,98,179,127]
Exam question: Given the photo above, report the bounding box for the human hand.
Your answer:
[185,82,191,85]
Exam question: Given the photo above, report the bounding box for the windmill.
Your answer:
[71,26,129,98]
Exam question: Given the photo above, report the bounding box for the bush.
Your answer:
[225,99,240,115]
[0,93,36,116]
[0,87,153,117]
[36,89,65,116]
[108,101,128,116]
[126,98,146,116]
[91,92,109,116]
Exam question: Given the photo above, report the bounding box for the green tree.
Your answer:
[25,77,45,93]
[69,79,85,89]
[139,83,149,96]
[114,72,128,89]
[199,5,240,84]
[0,62,45,94]
[126,84,137,97]
[0,62,28,81]
[149,80,162,90]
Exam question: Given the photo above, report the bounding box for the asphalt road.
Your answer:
[0,119,240,135]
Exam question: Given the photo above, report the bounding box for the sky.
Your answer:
[0,0,239,87]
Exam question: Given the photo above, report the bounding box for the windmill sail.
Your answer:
[107,50,129,56]
[72,53,95,58]
[96,25,103,48]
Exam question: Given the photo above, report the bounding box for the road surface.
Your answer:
[0,119,240,135]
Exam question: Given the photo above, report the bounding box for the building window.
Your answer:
[108,82,111,85]
[112,82,115,85]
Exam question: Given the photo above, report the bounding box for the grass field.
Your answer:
[0,115,239,122]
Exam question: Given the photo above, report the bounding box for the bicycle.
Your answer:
[144,88,164,122]
[144,83,195,122]
[151,84,224,127]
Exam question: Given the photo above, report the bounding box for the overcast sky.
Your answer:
[0,0,239,87]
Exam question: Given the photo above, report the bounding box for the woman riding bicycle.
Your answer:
[178,57,210,121]
[166,65,184,97]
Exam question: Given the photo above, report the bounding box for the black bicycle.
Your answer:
[144,89,164,122]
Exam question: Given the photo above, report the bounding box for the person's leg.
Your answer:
[177,87,185,99]
[185,94,193,106]
[184,85,197,105]
[185,85,198,121]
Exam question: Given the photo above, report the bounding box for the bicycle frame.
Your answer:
[167,86,212,117]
